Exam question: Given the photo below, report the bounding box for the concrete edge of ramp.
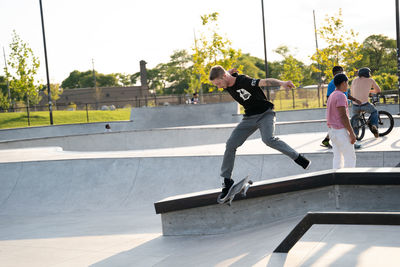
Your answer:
[273,211,400,253]
[0,119,334,151]
[154,168,400,235]
[0,150,399,216]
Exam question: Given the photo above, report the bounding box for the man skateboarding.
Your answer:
[209,65,311,201]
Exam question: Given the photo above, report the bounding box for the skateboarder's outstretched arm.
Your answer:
[259,78,295,89]
[227,68,294,90]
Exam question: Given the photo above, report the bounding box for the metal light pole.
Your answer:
[39,0,53,125]
[396,0,400,114]
[313,10,323,107]
[261,0,270,99]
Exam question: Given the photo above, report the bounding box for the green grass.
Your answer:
[7,93,392,130]
[0,108,131,129]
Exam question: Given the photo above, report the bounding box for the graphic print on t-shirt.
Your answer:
[236,89,251,101]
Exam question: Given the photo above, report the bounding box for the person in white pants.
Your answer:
[326,74,356,169]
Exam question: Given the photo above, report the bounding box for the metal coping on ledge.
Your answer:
[273,211,400,253]
[154,169,400,214]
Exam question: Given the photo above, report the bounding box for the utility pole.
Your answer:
[92,58,97,87]
[39,0,54,125]
[313,10,323,107]
[193,29,203,104]
[396,0,400,114]
[261,0,270,99]
[2,47,11,110]
[92,58,98,109]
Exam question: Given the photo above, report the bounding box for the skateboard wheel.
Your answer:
[248,180,253,185]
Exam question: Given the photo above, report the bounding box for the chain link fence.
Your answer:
[1,85,398,129]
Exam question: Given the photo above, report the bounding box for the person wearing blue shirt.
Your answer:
[322,66,361,148]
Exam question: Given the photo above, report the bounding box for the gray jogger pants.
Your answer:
[220,109,299,179]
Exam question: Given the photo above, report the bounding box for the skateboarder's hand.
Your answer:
[281,80,295,89]
[349,132,356,144]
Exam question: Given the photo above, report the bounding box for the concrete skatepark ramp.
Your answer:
[1,104,400,266]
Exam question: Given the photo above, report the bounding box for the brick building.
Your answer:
[40,60,149,109]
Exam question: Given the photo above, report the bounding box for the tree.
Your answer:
[130,63,167,93]
[164,50,192,94]
[61,70,81,89]
[237,52,318,87]
[192,12,242,92]
[274,45,304,87]
[129,50,192,95]
[4,30,41,106]
[358,34,396,75]
[311,9,363,83]
[114,73,132,86]
[236,53,265,79]
[0,76,10,109]
[374,73,398,91]
[61,70,120,89]
[40,83,63,104]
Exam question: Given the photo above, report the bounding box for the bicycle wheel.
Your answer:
[350,114,365,141]
[377,110,394,137]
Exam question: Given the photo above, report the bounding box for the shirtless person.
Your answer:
[351,67,381,138]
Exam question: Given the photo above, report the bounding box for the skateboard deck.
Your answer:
[217,176,253,206]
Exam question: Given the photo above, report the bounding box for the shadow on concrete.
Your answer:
[264,224,400,267]
[391,138,400,150]
[359,135,388,149]
[289,227,400,267]
[87,221,400,267]
[90,219,297,267]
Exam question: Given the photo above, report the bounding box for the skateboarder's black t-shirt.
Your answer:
[225,74,274,116]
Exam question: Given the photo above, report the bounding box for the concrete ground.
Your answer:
[0,125,400,266]
[1,127,400,162]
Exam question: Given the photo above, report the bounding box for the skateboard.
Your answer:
[217,176,253,206]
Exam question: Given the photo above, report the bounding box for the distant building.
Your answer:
[40,60,149,109]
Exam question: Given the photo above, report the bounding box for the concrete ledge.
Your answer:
[154,168,400,235]
[154,168,400,214]
[154,170,333,214]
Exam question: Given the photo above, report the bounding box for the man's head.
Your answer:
[357,67,371,78]
[332,66,344,76]
[209,65,229,88]
[334,73,348,92]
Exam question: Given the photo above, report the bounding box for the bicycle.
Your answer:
[350,94,394,141]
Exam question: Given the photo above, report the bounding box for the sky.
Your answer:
[0,0,397,84]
